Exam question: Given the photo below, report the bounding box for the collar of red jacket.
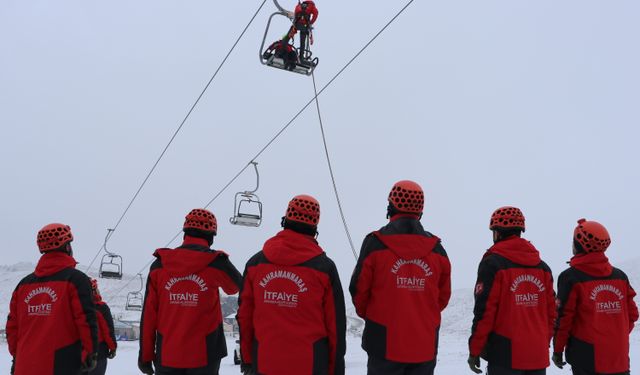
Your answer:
[263,229,323,266]
[389,213,421,222]
[35,251,78,277]
[374,231,440,260]
[485,236,541,266]
[570,251,613,277]
[154,236,220,276]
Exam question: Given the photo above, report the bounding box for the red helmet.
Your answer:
[37,223,74,252]
[489,206,525,231]
[286,195,320,226]
[574,218,610,253]
[388,180,424,214]
[184,208,217,234]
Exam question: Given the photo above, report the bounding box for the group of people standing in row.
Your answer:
[6,180,638,375]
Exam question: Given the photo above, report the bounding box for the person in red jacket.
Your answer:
[6,223,98,375]
[237,194,346,375]
[89,279,117,375]
[282,0,318,62]
[138,208,243,375]
[467,207,556,375]
[350,180,452,375]
[553,219,638,375]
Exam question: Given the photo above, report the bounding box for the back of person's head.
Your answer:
[183,208,217,245]
[387,180,424,219]
[37,223,74,254]
[489,206,525,242]
[573,218,610,254]
[281,195,320,236]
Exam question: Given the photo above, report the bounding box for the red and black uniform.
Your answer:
[284,1,318,59]
[89,297,116,375]
[349,216,452,368]
[237,229,346,375]
[469,236,556,372]
[138,236,242,373]
[6,252,98,375]
[554,252,638,375]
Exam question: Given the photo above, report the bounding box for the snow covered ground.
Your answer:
[1,334,638,374]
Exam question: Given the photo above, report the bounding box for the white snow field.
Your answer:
[1,261,638,374]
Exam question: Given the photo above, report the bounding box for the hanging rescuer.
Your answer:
[6,223,99,375]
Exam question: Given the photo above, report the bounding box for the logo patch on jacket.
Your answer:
[24,286,58,316]
[259,270,308,308]
[510,274,545,307]
[590,284,624,314]
[390,259,433,292]
[164,274,208,307]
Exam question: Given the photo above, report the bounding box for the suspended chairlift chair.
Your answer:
[260,0,318,76]
[99,229,123,280]
[126,273,144,312]
[230,162,263,227]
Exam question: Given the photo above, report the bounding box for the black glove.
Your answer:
[107,349,117,359]
[81,353,98,372]
[552,352,566,369]
[10,358,15,375]
[467,354,483,374]
[241,363,256,375]
[138,361,155,375]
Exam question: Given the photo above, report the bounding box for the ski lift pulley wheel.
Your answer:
[99,253,123,280]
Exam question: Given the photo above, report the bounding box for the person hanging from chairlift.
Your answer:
[263,1,318,70]
[285,1,318,63]
[90,279,117,375]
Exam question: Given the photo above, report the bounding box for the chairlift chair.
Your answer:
[99,253,123,280]
[230,161,263,227]
[260,6,318,76]
[126,274,144,311]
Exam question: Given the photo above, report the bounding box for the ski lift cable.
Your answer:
[311,72,358,261]
[84,0,269,273]
[106,0,415,301]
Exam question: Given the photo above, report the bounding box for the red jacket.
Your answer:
[554,252,638,373]
[237,229,346,375]
[138,236,242,368]
[294,1,318,26]
[349,216,451,364]
[95,300,117,360]
[6,252,98,375]
[469,236,556,370]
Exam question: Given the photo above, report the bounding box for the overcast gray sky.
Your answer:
[1,0,639,294]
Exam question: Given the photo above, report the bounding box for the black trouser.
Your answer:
[571,367,629,375]
[154,359,221,375]
[487,363,545,375]
[87,358,107,375]
[367,356,436,375]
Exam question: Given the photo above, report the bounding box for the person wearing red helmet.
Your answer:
[553,219,638,375]
[349,180,451,375]
[237,195,346,375]
[467,207,556,375]
[6,223,98,375]
[282,1,318,62]
[88,279,117,375]
[138,209,243,375]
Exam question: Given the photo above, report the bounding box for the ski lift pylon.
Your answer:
[230,162,263,227]
[99,229,123,280]
[126,273,144,312]
[260,1,318,76]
